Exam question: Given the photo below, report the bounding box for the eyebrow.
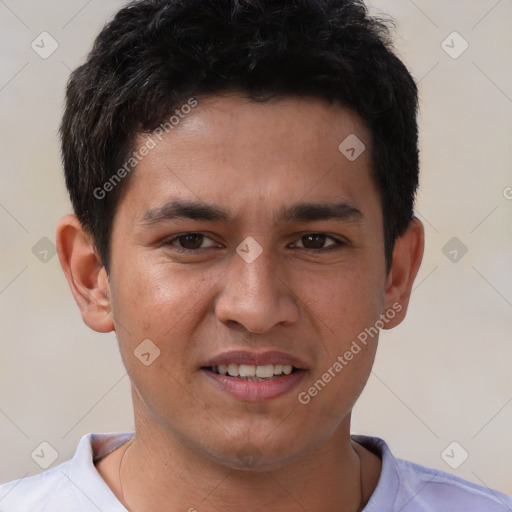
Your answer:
[140,199,364,225]
[141,200,229,224]
[277,202,363,224]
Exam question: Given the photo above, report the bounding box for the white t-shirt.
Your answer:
[1,432,511,511]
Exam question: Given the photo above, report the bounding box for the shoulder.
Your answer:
[0,461,74,512]
[395,457,512,511]
[353,435,512,511]
[0,431,133,512]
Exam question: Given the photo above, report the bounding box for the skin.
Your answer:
[57,94,424,512]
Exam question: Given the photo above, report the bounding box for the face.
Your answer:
[101,95,398,469]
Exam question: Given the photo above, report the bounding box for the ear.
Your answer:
[56,214,114,333]
[382,217,424,329]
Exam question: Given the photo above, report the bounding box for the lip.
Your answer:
[200,349,309,402]
[201,367,307,402]
[201,350,309,369]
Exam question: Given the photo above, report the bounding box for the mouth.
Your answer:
[206,363,298,381]
[200,351,308,401]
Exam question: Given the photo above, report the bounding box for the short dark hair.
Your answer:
[60,0,419,271]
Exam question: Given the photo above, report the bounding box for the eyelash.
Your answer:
[162,232,347,254]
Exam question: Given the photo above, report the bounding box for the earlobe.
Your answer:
[56,214,115,333]
[382,217,424,329]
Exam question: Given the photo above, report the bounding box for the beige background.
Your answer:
[1,0,511,496]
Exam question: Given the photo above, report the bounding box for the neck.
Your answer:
[114,418,376,512]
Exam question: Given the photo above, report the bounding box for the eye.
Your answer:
[292,233,344,251]
[164,233,221,251]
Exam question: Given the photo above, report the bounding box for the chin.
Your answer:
[202,436,310,473]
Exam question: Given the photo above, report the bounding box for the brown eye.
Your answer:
[164,233,221,252]
[176,233,204,249]
[291,233,344,251]
[301,233,328,249]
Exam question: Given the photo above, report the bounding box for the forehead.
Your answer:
[119,94,379,226]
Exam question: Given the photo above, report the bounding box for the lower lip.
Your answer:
[201,369,307,402]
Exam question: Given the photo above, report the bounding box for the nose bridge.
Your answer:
[215,247,298,332]
[237,249,276,299]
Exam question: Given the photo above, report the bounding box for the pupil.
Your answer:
[180,234,203,249]
[303,233,325,249]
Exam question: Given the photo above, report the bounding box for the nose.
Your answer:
[214,249,299,333]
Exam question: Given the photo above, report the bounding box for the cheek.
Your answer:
[295,271,381,420]
[111,258,217,339]
[107,260,224,393]
[296,263,384,414]
[296,263,385,347]
[108,261,211,412]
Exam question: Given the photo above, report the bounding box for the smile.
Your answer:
[210,363,295,380]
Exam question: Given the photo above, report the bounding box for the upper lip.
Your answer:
[201,350,308,370]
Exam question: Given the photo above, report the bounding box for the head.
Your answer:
[57,0,423,470]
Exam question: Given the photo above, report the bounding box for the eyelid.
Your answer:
[290,233,346,250]
[163,232,222,251]
[162,231,347,253]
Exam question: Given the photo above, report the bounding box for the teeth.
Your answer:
[227,364,239,377]
[211,363,295,378]
[256,364,274,378]
[239,364,255,377]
